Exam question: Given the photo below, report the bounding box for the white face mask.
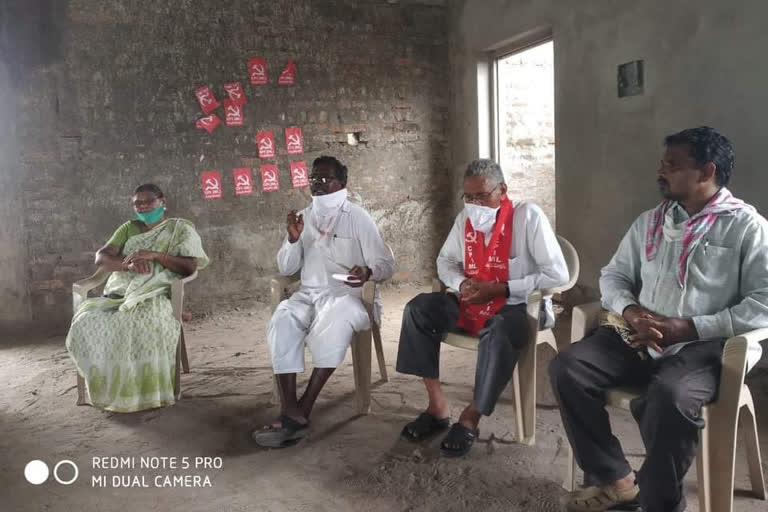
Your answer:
[464,202,499,232]
[311,188,348,216]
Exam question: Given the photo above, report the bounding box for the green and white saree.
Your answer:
[66,218,209,412]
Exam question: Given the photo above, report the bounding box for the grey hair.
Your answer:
[464,159,505,186]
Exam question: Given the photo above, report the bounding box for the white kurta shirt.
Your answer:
[437,201,569,324]
[277,199,395,306]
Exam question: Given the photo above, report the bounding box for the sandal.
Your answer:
[563,483,640,511]
[251,414,309,448]
[401,412,451,442]
[439,422,478,458]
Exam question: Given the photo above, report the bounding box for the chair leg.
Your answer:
[351,330,372,415]
[76,373,87,406]
[180,328,190,374]
[511,366,524,443]
[740,388,767,500]
[372,323,388,382]
[696,414,712,512]
[517,341,537,446]
[564,441,578,491]
[174,339,182,400]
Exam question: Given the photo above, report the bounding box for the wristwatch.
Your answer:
[503,281,510,298]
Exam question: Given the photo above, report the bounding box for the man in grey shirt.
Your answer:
[550,127,768,512]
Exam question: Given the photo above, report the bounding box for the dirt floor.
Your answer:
[2,284,767,512]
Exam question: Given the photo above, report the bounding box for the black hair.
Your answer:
[133,183,165,199]
[664,126,734,187]
[312,155,348,186]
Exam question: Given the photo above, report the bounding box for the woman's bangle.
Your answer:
[162,254,168,267]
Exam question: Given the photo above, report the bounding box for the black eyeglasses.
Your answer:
[461,185,499,204]
[309,174,338,185]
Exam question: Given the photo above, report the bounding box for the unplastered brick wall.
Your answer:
[1,0,451,334]
[497,45,555,224]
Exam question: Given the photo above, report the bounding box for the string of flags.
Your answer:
[194,57,305,200]
[200,160,310,200]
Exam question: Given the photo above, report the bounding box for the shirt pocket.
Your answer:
[329,236,364,270]
[687,243,738,294]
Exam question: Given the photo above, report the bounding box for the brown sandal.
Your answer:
[563,483,639,511]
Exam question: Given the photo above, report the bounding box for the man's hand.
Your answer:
[345,265,372,288]
[623,305,698,352]
[460,278,506,305]
[287,210,304,243]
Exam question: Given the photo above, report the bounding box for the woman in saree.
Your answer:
[66,184,209,412]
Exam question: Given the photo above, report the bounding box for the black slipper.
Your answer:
[251,414,309,448]
[439,422,478,458]
[400,412,451,442]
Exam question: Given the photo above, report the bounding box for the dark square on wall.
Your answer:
[617,60,644,97]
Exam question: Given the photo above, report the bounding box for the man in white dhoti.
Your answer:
[252,156,395,448]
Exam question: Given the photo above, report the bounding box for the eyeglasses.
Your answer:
[461,185,499,204]
[309,174,338,185]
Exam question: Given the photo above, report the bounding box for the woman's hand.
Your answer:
[124,259,152,274]
[123,250,159,265]
[123,250,159,274]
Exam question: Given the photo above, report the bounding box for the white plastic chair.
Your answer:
[433,235,579,445]
[565,301,767,512]
[268,275,387,415]
[71,268,198,405]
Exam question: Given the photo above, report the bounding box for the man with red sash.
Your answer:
[395,159,569,457]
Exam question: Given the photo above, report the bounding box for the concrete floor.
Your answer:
[1,284,767,512]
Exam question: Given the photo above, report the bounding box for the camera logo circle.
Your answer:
[54,460,79,485]
[24,460,78,485]
[24,460,49,485]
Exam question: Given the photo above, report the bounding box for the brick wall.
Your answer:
[0,0,451,334]
[497,42,556,224]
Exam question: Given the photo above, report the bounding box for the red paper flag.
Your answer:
[224,99,244,126]
[195,85,219,115]
[223,81,246,105]
[248,57,268,85]
[260,164,280,192]
[285,127,304,154]
[256,130,276,158]
[195,114,221,133]
[201,171,222,200]
[233,168,254,196]
[278,59,296,86]
[290,161,309,188]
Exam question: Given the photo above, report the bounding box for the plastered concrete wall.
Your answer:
[450,0,768,296]
[0,0,451,335]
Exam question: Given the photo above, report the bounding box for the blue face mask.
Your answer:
[136,205,165,224]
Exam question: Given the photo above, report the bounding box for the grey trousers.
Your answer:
[395,292,529,416]
[549,326,724,512]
